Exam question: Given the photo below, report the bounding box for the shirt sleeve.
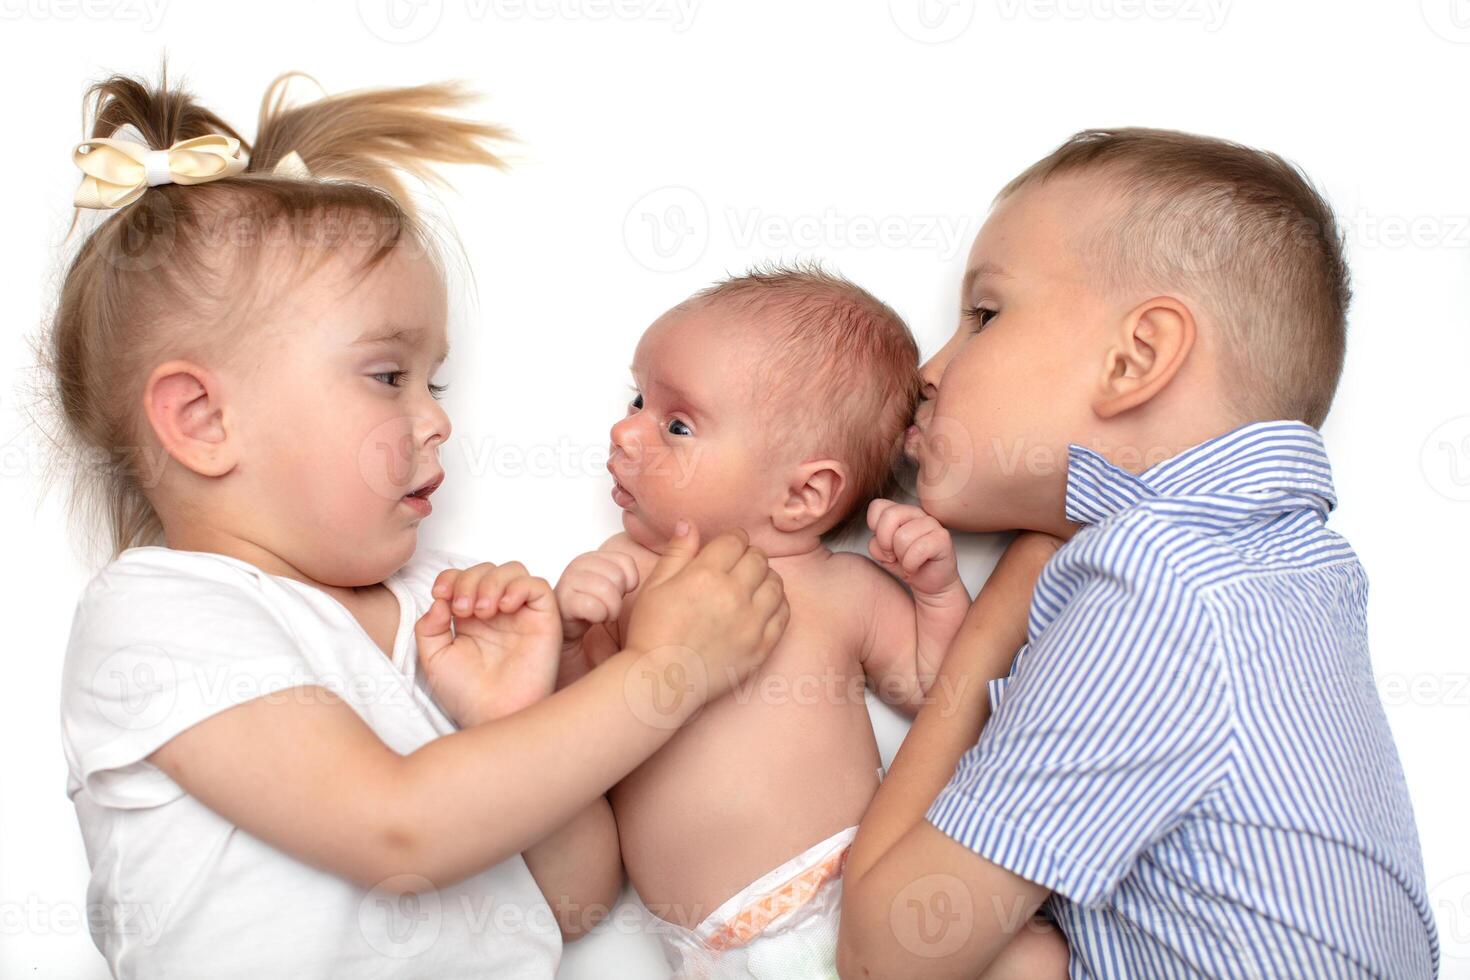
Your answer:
[926,536,1233,907]
[60,554,314,810]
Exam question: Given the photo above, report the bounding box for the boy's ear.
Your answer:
[1093,296,1197,419]
[142,360,238,478]
[772,459,847,534]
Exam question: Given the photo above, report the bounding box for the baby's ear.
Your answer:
[772,459,847,534]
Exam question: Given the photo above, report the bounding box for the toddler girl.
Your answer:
[49,67,787,978]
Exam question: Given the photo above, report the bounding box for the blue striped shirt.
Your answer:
[927,421,1438,978]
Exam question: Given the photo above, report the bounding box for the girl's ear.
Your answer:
[772,459,848,534]
[142,360,238,478]
[1092,295,1197,419]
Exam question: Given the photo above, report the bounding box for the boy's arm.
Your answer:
[840,533,1062,979]
[859,500,971,712]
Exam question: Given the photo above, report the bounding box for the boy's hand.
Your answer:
[414,562,562,728]
[624,521,789,711]
[867,499,961,597]
[554,549,640,647]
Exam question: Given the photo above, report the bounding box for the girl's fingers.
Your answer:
[452,564,493,615]
[474,562,527,615]
[432,567,465,600]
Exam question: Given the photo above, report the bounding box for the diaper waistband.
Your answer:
[696,824,857,952]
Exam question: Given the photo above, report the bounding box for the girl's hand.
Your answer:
[414,562,562,728]
[866,499,961,597]
[623,521,789,709]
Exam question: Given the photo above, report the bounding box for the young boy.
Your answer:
[838,129,1439,978]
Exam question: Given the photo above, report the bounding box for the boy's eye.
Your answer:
[963,305,998,332]
[667,418,691,437]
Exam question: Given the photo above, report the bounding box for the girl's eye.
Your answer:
[374,371,445,399]
[667,418,692,437]
[964,305,998,332]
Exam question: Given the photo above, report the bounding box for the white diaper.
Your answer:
[642,825,857,980]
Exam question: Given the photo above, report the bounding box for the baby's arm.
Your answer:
[147,528,788,897]
[553,533,645,689]
[423,564,619,940]
[858,499,971,712]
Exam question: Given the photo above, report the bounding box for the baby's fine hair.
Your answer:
[690,263,920,543]
[41,65,509,557]
[1001,127,1351,428]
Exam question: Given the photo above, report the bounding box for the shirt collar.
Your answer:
[1064,420,1338,527]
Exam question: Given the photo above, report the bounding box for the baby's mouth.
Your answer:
[403,471,443,503]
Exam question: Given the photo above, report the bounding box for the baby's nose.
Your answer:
[610,415,644,457]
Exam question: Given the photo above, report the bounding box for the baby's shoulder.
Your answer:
[801,549,897,608]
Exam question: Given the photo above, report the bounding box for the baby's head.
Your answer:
[610,265,920,555]
[913,127,1351,534]
[43,69,507,584]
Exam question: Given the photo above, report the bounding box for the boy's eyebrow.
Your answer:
[962,261,1014,296]
[355,325,451,363]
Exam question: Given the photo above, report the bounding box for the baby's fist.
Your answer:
[554,549,641,645]
[866,498,960,596]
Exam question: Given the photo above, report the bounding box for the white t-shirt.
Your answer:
[60,545,562,979]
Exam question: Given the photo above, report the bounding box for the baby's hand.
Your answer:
[554,549,641,648]
[414,562,562,728]
[866,499,960,597]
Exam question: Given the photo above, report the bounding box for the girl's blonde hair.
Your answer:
[43,66,508,558]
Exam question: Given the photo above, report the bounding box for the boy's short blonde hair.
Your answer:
[690,264,919,542]
[1001,128,1350,428]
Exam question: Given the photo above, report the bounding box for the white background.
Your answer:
[2,1,1467,976]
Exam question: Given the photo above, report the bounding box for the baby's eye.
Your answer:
[428,382,449,401]
[667,418,691,437]
[373,370,405,387]
[630,392,644,411]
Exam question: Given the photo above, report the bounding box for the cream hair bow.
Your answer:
[72,134,248,210]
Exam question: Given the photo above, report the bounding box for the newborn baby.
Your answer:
[555,266,971,977]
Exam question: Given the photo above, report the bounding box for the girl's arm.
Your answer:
[149,527,788,894]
